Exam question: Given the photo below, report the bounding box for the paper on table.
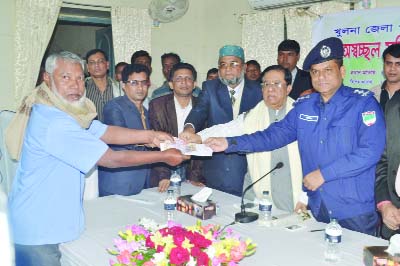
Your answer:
[191,187,213,203]
[160,137,213,156]
[387,234,400,255]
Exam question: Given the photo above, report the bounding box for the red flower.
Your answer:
[190,233,212,249]
[173,233,186,246]
[156,245,164,252]
[169,226,186,236]
[158,228,169,236]
[196,251,210,266]
[190,246,202,257]
[170,246,190,264]
[145,235,155,248]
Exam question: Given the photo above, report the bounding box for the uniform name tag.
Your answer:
[299,114,319,122]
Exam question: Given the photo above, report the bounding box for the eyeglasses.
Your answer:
[261,81,284,89]
[218,62,241,70]
[173,76,194,83]
[87,59,106,66]
[124,80,149,87]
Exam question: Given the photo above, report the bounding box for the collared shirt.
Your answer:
[86,77,115,122]
[226,78,244,118]
[268,106,293,212]
[291,67,298,84]
[8,104,108,244]
[226,85,386,220]
[174,96,192,134]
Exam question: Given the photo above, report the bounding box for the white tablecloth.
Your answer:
[60,183,388,266]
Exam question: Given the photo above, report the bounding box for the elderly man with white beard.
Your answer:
[182,65,308,213]
[6,51,187,266]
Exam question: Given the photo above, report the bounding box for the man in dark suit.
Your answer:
[180,45,263,196]
[277,39,313,100]
[375,44,400,239]
[149,63,205,191]
[99,64,152,196]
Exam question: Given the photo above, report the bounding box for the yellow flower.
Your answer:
[124,230,135,242]
[163,236,176,254]
[151,231,165,246]
[182,238,194,250]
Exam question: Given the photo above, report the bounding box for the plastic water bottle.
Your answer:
[259,191,272,223]
[164,189,177,222]
[324,218,342,262]
[170,171,182,197]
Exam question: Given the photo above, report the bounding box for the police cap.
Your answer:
[303,37,344,71]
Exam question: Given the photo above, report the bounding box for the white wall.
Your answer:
[1,0,399,109]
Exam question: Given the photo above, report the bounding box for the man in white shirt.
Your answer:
[183,65,307,213]
[149,63,205,192]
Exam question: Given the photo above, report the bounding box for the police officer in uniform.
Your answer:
[205,37,386,235]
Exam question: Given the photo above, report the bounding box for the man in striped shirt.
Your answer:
[85,49,123,121]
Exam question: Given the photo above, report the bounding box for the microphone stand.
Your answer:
[235,162,284,223]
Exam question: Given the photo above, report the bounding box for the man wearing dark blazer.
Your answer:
[99,64,151,196]
[375,44,400,239]
[180,45,263,196]
[149,63,205,191]
[277,39,313,100]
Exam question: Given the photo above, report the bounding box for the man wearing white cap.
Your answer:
[180,45,262,196]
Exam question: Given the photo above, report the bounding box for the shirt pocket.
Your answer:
[329,120,356,155]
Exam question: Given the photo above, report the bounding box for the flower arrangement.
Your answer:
[108,218,256,266]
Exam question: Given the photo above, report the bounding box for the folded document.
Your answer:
[160,138,213,156]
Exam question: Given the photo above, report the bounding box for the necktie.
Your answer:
[140,108,147,130]
[229,89,236,106]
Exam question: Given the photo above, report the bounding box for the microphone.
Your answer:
[235,162,284,223]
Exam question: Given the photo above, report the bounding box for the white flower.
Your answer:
[206,245,216,259]
[187,256,196,266]
[138,217,161,231]
[152,251,167,264]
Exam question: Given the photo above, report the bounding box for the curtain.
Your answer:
[285,2,349,67]
[14,0,61,108]
[111,7,152,64]
[242,10,284,70]
[242,3,350,70]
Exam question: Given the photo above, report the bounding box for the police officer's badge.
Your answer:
[320,45,331,58]
[362,111,376,126]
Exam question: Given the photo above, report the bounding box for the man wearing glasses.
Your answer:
[180,45,262,197]
[205,37,385,235]
[85,49,123,122]
[99,64,152,196]
[149,63,205,192]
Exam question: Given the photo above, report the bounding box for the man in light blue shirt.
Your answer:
[7,51,186,266]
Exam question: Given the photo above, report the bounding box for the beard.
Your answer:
[219,71,245,87]
[51,78,87,113]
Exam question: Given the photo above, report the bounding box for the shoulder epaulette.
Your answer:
[352,88,371,97]
[294,94,312,105]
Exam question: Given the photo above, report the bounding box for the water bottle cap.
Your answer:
[167,189,174,193]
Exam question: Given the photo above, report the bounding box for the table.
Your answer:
[60,183,388,266]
